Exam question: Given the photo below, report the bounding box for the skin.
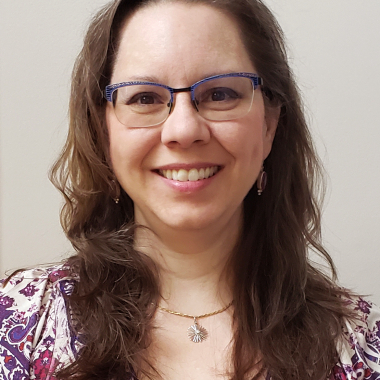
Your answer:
[106,3,279,379]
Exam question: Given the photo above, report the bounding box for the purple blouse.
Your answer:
[0,265,379,379]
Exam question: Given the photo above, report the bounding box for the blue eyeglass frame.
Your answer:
[104,72,263,105]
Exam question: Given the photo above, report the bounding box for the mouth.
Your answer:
[156,166,221,182]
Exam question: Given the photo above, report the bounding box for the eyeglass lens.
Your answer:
[112,76,255,128]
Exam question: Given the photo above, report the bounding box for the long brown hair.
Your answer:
[51,1,354,379]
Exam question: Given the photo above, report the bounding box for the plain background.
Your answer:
[0,1,379,304]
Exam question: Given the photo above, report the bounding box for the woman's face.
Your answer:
[106,2,278,234]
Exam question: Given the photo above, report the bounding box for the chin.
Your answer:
[161,215,216,232]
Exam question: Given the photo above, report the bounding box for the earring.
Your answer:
[257,167,267,196]
[111,180,120,204]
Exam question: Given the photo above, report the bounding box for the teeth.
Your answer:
[188,168,199,181]
[177,169,188,182]
[160,166,219,182]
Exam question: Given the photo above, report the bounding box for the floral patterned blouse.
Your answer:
[0,265,379,380]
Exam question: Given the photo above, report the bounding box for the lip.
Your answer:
[154,162,221,171]
[157,172,220,192]
[152,163,223,193]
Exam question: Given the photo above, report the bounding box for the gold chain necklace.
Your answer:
[157,301,233,343]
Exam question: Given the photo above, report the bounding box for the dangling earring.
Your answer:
[257,167,267,196]
[111,180,120,204]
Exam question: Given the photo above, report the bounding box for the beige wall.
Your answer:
[1,1,379,304]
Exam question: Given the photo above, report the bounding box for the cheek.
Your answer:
[106,107,160,177]
[106,108,137,178]
[212,111,267,163]
[107,118,127,172]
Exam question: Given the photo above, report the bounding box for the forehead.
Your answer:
[111,2,255,85]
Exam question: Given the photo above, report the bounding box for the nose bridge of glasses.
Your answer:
[171,86,192,94]
[169,85,199,114]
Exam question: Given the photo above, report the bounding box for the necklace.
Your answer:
[157,301,233,343]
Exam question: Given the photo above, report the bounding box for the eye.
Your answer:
[126,92,165,106]
[201,87,241,103]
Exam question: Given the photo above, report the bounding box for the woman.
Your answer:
[1,0,379,379]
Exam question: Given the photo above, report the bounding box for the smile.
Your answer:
[158,166,221,182]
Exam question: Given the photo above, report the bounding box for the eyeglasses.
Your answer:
[104,72,262,128]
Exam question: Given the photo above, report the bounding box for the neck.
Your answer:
[134,212,241,315]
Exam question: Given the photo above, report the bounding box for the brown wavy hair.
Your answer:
[51,0,355,379]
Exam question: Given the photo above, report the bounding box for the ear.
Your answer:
[263,105,280,159]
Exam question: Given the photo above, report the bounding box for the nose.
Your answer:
[161,93,211,148]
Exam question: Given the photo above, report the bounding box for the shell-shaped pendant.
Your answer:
[187,321,208,343]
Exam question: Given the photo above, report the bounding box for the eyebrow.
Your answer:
[126,75,161,83]
[121,70,244,85]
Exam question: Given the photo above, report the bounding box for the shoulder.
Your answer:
[0,264,77,379]
[332,296,380,380]
[0,265,74,321]
[1,264,73,297]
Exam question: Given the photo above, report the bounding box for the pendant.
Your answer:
[187,318,208,343]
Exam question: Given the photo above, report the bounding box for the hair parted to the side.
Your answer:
[50,0,356,379]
